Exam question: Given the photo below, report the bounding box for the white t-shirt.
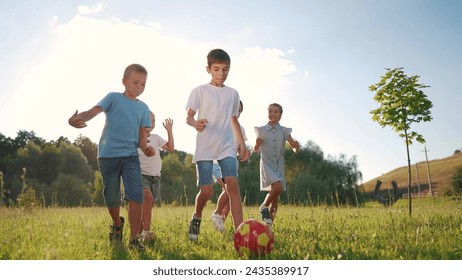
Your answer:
[186,83,240,163]
[138,133,167,177]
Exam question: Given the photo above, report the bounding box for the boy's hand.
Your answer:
[163,118,173,131]
[238,144,249,162]
[143,146,156,157]
[195,119,208,132]
[68,110,87,128]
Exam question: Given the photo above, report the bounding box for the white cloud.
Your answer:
[78,3,103,15]
[1,14,298,157]
[146,21,162,30]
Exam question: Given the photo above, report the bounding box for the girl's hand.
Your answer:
[292,141,301,152]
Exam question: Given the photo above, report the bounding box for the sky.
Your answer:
[1,0,461,183]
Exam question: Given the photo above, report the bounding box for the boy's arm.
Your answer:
[186,109,208,132]
[287,135,301,152]
[162,118,175,152]
[231,116,249,161]
[68,106,102,128]
[139,127,155,157]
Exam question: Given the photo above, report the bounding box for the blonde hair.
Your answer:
[123,64,148,78]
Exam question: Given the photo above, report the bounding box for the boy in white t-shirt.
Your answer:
[186,49,249,241]
[137,112,174,243]
[211,100,250,232]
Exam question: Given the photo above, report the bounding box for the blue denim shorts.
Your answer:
[212,162,223,183]
[98,156,143,207]
[196,157,237,187]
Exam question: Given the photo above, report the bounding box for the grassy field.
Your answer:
[1,197,461,260]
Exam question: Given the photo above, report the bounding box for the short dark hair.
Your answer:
[207,49,231,67]
[123,63,148,78]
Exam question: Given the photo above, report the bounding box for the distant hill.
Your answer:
[362,152,462,197]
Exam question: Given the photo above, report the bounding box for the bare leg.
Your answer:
[262,181,283,207]
[222,199,230,220]
[108,207,121,228]
[214,185,230,218]
[193,185,213,218]
[225,176,243,230]
[269,196,279,221]
[128,200,143,240]
[261,181,283,222]
[140,188,154,232]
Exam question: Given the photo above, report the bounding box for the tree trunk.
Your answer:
[405,130,412,215]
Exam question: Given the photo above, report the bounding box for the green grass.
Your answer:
[1,198,461,260]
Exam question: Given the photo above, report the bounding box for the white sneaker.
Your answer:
[141,230,156,243]
[211,213,225,232]
[260,205,273,225]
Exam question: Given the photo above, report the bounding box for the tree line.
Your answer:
[0,130,365,208]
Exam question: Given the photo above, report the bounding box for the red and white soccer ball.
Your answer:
[234,219,274,257]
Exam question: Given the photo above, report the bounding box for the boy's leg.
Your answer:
[108,207,121,225]
[188,185,212,240]
[128,200,143,240]
[99,158,125,242]
[189,161,213,240]
[215,187,230,218]
[194,184,213,218]
[212,164,227,217]
[222,203,230,220]
[224,176,243,230]
[143,176,159,243]
[219,157,242,230]
[141,188,154,232]
[121,156,145,247]
[108,207,124,240]
[212,185,228,232]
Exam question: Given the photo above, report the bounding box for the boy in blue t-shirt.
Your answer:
[68,63,154,250]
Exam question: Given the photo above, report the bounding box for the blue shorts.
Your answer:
[98,156,143,207]
[196,157,237,187]
[212,163,223,183]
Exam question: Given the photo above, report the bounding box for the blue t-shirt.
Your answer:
[97,92,151,158]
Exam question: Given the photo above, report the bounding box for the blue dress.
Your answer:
[254,123,292,191]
